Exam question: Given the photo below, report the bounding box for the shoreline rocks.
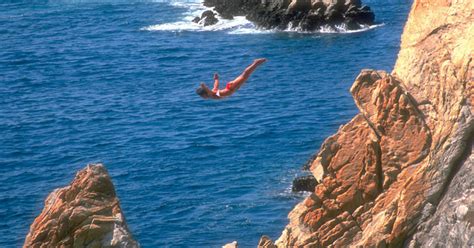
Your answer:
[292,174,318,192]
[23,164,139,248]
[267,0,474,247]
[193,10,219,26]
[201,0,375,31]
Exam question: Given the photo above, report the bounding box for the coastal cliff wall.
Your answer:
[271,0,473,247]
[23,164,139,248]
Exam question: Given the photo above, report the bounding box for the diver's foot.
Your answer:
[254,58,267,65]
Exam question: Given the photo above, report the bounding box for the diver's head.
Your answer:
[196,84,210,99]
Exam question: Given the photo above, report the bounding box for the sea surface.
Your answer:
[0,0,411,247]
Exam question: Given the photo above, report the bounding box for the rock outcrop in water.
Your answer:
[23,164,139,248]
[193,10,219,26]
[202,0,375,31]
[292,174,318,193]
[266,0,473,246]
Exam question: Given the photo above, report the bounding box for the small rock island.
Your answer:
[198,0,375,31]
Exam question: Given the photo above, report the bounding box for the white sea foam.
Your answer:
[142,16,256,32]
[229,23,385,35]
[141,1,384,35]
[317,23,385,34]
[141,1,256,32]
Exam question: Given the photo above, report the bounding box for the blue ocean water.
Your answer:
[0,1,411,247]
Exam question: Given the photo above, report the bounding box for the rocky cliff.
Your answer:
[202,0,375,31]
[23,164,139,248]
[269,0,473,247]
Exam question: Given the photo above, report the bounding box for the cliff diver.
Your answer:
[196,58,267,99]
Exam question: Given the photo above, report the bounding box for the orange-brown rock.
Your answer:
[23,164,139,248]
[223,241,238,248]
[273,0,473,247]
[258,235,277,248]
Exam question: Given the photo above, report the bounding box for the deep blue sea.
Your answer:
[0,1,411,247]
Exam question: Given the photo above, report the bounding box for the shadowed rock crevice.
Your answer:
[432,115,473,205]
[258,235,277,248]
[292,174,318,192]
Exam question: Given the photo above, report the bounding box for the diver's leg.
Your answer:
[229,58,266,89]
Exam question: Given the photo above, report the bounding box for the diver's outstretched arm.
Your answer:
[212,73,219,92]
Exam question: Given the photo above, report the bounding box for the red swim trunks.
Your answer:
[225,82,233,90]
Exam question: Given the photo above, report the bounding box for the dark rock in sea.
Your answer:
[193,10,219,26]
[23,164,139,248]
[345,5,374,27]
[192,16,201,23]
[199,10,219,26]
[292,174,318,192]
[202,0,375,31]
[204,0,248,19]
[324,4,345,24]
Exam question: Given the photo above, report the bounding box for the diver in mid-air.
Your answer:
[196,58,267,99]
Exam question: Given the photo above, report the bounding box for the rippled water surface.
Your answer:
[0,0,411,247]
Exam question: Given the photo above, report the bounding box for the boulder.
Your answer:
[200,10,219,26]
[322,0,345,11]
[287,0,312,13]
[344,0,361,9]
[324,4,345,24]
[292,175,318,192]
[258,235,277,248]
[344,5,375,28]
[23,164,139,248]
[192,16,201,23]
[204,0,250,19]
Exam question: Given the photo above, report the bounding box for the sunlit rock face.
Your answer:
[274,0,473,246]
[23,164,139,248]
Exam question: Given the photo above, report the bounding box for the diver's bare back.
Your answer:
[196,58,267,99]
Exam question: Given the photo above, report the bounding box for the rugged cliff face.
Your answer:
[202,0,375,31]
[23,164,139,248]
[271,0,473,247]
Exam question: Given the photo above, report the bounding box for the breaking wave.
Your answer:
[142,16,256,33]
